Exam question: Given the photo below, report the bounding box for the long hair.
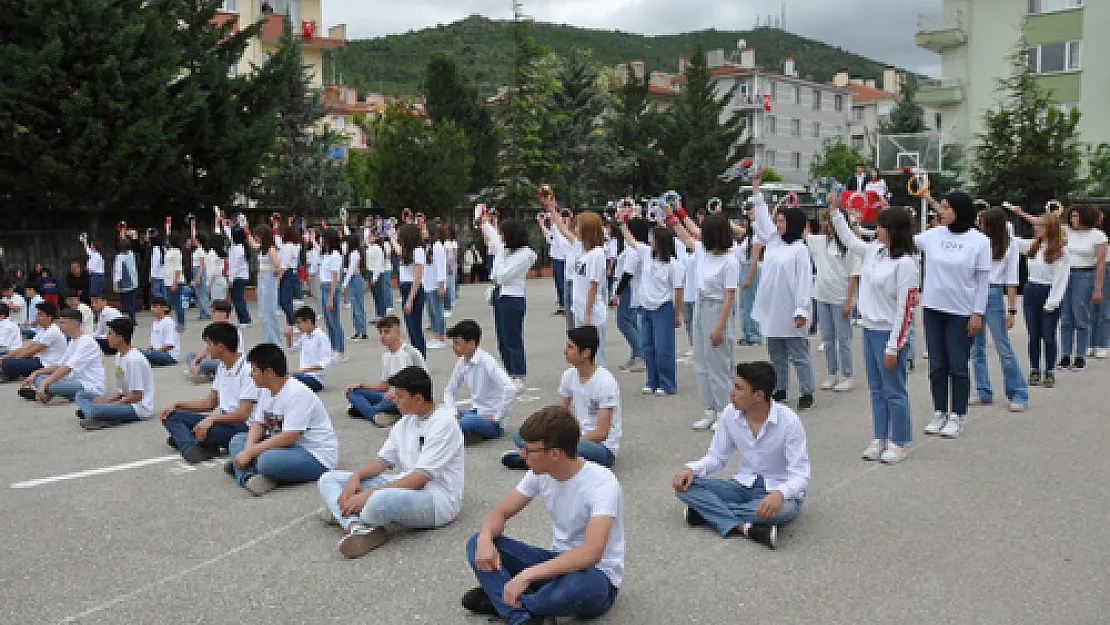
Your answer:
[1029,212,1065,264]
[398,223,422,266]
[576,211,605,251]
[255,227,276,255]
[701,214,732,253]
[819,209,847,256]
[651,226,677,261]
[979,208,1011,261]
[231,228,252,263]
[345,233,364,270]
[781,207,807,245]
[876,207,915,259]
[320,228,341,256]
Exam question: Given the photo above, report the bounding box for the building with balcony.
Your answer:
[828,69,942,162]
[215,0,346,88]
[917,0,1108,170]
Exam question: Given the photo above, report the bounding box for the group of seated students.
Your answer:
[0,295,811,623]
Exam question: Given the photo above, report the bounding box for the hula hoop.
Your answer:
[811,177,839,206]
[401,208,413,223]
[907,173,931,197]
[662,190,682,207]
[706,197,723,214]
[415,212,426,224]
[616,204,633,222]
[474,203,487,224]
[783,192,800,209]
[538,184,555,204]
[1045,199,1064,215]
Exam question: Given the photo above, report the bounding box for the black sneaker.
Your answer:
[771,390,787,402]
[460,586,497,615]
[75,409,85,420]
[747,524,778,549]
[223,460,235,476]
[500,451,528,470]
[684,507,708,527]
[552,308,565,316]
[17,387,36,400]
[797,394,814,410]
[182,445,216,464]
[1028,371,1042,386]
[347,406,361,418]
[1058,356,1072,369]
[1073,357,1086,370]
[166,435,178,449]
[1044,372,1056,388]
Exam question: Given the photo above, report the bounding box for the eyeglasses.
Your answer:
[521,445,552,455]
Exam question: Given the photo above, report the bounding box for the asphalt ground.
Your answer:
[1,279,1107,624]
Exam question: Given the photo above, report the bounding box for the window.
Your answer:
[834,94,844,112]
[1029,41,1081,73]
[812,89,822,111]
[813,121,821,138]
[852,106,865,121]
[1069,41,1082,70]
[792,152,802,170]
[767,116,777,135]
[791,85,800,104]
[791,118,800,138]
[1028,0,1082,13]
[766,150,777,167]
[222,0,237,9]
[851,135,865,151]
[769,81,778,102]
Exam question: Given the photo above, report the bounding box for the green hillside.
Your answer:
[326,15,910,97]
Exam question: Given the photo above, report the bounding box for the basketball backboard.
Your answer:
[876,133,942,174]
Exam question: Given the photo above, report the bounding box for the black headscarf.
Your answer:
[781,207,807,244]
[946,191,978,234]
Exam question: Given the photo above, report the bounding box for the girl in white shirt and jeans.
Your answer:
[1010,211,1069,387]
[394,224,427,357]
[228,229,252,325]
[807,210,861,392]
[487,218,538,383]
[342,233,368,341]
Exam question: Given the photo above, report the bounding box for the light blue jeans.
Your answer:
[738,263,762,343]
[227,432,326,487]
[692,298,735,412]
[75,391,140,422]
[257,270,281,347]
[183,352,219,378]
[815,300,853,377]
[30,373,86,399]
[572,312,607,368]
[1060,269,1095,357]
[682,300,695,347]
[1090,271,1110,349]
[194,268,211,320]
[346,273,367,336]
[766,337,816,395]
[862,329,912,446]
[676,476,802,536]
[320,282,344,353]
[615,288,642,360]
[318,471,440,530]
[971,285,1029,404]
[426,286,446,337]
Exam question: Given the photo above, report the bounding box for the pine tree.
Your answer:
[881,76,927,135]
[604,65,668,198]
[548,50,608,208]
[424,54,500,193]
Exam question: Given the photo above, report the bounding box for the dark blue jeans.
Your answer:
[466,534,619,624]
[2,357,43,379]
[169,284,186,327]
[923,307,973,416]
[89,273,104,295]
[346,388,399,419]
[228,433,327,487]
[494,291,527,377]
[643,301,677,392]
[230,278,251,324]
[279,269,297,326]
[141,350,177,367]
[119,289,137,321]
[163,410,248,453]
[1023,282,1062,373]
[551,259,566,310]
[399,282,426,357]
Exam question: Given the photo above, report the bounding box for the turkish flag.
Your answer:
[763,94,772,112]
[301,20,316,39]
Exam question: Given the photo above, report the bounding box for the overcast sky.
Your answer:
[321,0,944,76]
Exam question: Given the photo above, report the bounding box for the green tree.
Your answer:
[1085,143,1110,197]
[602,65,667,197]
[970,38,1081,204]
[423,54,499,192]
[760,167,784,183]
[810,138,866,185]
[661,45,747,212]
[548,49,609,208]
[880,76,927,135]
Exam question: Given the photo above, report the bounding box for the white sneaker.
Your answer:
[512,377,526,390]
[924,411,947,435]
[1086,347,1096,357]
[1096,348,1109,359]
[692,409,717,431]
[880,444,908,464]
[427,339,447,350]
[1008,401,1027,412]
[861,439,885,461]
[817,342,826,352]
[833,377,855,392]
[627,357,646,372]
[642,386,654,394]
[684,349,693,358]
[710,420,718,431]
[820,376,838,390]
[939,413,964,438]
[444,310,453,318]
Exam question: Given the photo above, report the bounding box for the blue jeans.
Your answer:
[89,273,104,295]
[466,534,619,624]
[511,428,615,467]
[563,280,575,331]
[230,278,251,324]
[347,273,367,336]
[738,263,762,343]
[1091,271,1110,348]
[380,270,394,309]
[151,278,165,300]
[346,388,399,419]
[643,301,677,392]
[971,286,1029,403]
[75,391,140,422]
[766,337,816,395]
[445,266,456,311]
[682,300,695,346]
[494,291,527,377]
[862,329,912,446]
[551,259,566,310]
[1,357,43,379]
[319,471,439,530]
[141,349,177,367]
[29,373,86,399]
[1023,282,1062,372]
[257,270,281,347]
[292,373,323,391]
[194,269,211,320]
[675,476,802,536]
[457,408,503,440]
[370,272,389,318]
[923,307,973,415]
[320,282,345,353]
[399,282,426,357]
[227,432,326,487]
[163,410,248,453]
[615,288,642,360]
[426,285,445,337]
[119,289,137,321]
[1060,269,1096,357]
[183,352,219,377]
[815,300,853,377]
[279,268,297,326]
[168,283,186,327]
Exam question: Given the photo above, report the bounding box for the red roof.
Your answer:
[212,11,239,32]
[827,83,899,103]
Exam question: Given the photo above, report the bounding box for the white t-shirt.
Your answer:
[914,226,991,316]
[279,242,300,270]
[639,256,684,311]
[289,327,331,384]
[116,348,156,418]
[87,249,105,274]
[162,248,184,285]
[516,462,625,587]
[988,239,1021,286]
[377,404,465,525]
[149,317,180,361]
[33,324,68,366]
[558,367,622,453]
[381,343,425,381]
[212,355,257,414]
[0,318,21,351]
[319,250,343,285]
[422,243,447,292]
[250,377,338,468]
[74,302,95,336]
[806,235,861,304]
[571,247,608,325]
[61,334,106,395]
[4,293,27,326]
[1063,226,1108,269]
[228,244,249,280]
[150,246,164,280]
[191,247,206,273]
[205,250,224,283]
[94,306,122,338]
[694,243,740,301]
[398,247,426,284]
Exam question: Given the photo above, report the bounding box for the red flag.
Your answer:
[763,94,772,112]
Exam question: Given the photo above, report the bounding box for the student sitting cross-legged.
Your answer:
[227,343,338,496]
[0,301,67,381]
[161,322,257,463]
[344,315,426,426]
[463,405,624,624]
[282,306,331,392]
[672,361,810,549]
[89,293,122,355]
[141,297,180,366]
[182,300,242,382]
[443,319,516,443]
[502,325,621,470]
[0,303,25,357]
[319,366,464,559]
[75,317,156,430]
[18,308,105,403]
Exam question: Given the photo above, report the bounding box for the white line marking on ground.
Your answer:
[57,509,318,623]
[10,455,180,489]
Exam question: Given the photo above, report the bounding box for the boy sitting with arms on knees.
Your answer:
[62,289,95,336]
[502,325,621,469]
[183,300,241,382]
[319,366,464,559]
[0,303,23,356]
[161,322,257,463]
[1,282,28,338]
[227,343,338,496]
[19,308,105,403]
[672,361,810,549]
[344,315,425,426]
[0,302,67,381]
[89,293,122,355]
[463,405,624,624]
[282,306,331,392]
[141,297,180,366]
[443,319,516,443]
[75,317,156,430]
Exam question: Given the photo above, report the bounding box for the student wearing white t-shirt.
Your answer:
[1,282,28,327]
[423,230,449,349]
[0,302,66,380]
[83,238,106,295]
[161,322,256,463]
[537,211,568,315]
[673,362,810,549]
[0,303,22,355]
[917,190,991,439]
[163,233,187,330]
[283,306,331,392]
[502,325,621,469]
[346,315,426,425]
[317,230,347,358]
[552,210,609,367]
[464,405,624,623]
[19,308,105,403]
[141,298,180,366]
[610,219,649,373]
[1058,206,1106,369]
[1011,212,1069,387]
[487,218,538,384]
[278,226,301,328]
[443,320,517,442]
[393,224,427,357]
[191,234,211,321]
[183,300,242,380]
[89,293,122,354]
[228,343,339,496]
[968,209,1029,411]
[228,228,252,325]
[630,224,684,395]
[342,233,369,341]
[443,228,459,316]
[319,366,465,559]
[365,237,390,320]
[75,317,156,430]
[734,218,764,346]
[62,290,95,337]
[807,211,862,392]
[206,238,228,303]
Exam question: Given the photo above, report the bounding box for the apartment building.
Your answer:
[830,69,942,161]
